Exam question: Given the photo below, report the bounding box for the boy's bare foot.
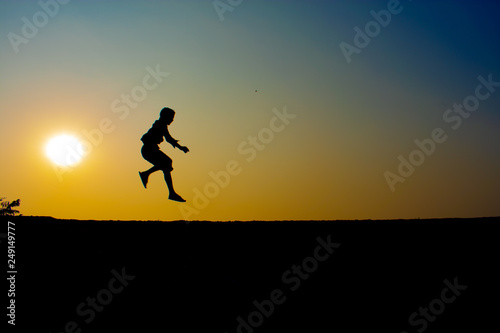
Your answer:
[139,171,148,189]
[169,193,186,202]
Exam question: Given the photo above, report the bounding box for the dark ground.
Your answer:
[3,216,499,332]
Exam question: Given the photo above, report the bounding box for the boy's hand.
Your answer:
[179,146,189,153]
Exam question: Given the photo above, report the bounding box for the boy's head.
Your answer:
[160,107,175,124]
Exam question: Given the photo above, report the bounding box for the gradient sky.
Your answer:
[1,0,499,221]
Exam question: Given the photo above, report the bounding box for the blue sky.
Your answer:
[1,0,499,220]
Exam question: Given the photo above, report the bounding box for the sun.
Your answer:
[45,134,85,167]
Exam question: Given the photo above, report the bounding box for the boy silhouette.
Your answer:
[139,107,189,202]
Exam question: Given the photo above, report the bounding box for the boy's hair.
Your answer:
[160,107,175,119]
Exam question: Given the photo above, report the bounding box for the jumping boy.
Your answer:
[139,107,189,202]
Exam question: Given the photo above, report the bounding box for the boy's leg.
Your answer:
[163,171,185,202]
[139,166,160,188]
[144,165,160,175]
[140,144,162,188]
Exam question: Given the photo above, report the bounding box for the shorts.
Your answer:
[141,144,173,171]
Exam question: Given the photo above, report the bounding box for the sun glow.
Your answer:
[45,134,85,167]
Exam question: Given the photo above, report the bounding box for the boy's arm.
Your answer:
[164,132,180,149]
[164,128,189,152]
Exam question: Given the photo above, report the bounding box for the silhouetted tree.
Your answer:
[0,197,21,216]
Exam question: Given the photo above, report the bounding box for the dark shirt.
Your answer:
[141,120,178,148]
